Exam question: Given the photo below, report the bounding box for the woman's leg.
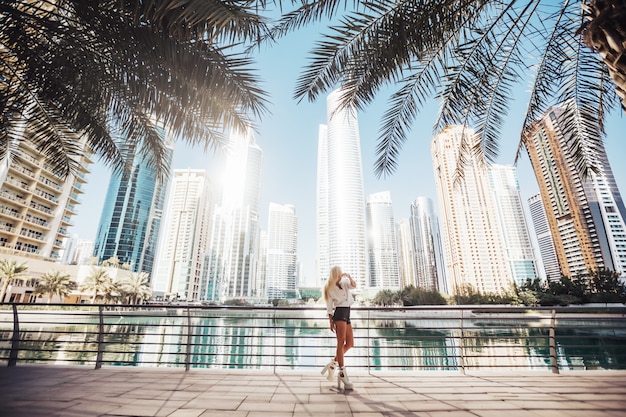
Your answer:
[343,323,354,354]
[334,320,347,367]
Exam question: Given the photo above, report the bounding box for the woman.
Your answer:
[321,265,356,389]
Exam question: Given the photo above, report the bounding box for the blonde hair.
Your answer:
[323,266,343,301]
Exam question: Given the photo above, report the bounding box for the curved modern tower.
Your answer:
[317,88,368,288]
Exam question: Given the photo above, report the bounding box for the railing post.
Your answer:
[95,305,104,369]
[8,304,19,367]
[549,309,559,374]
[185,307,192,371]
[367,309,371,375]
[273,308,277,374]
[459,309,465,375]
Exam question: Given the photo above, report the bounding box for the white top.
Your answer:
[325,276,356,315]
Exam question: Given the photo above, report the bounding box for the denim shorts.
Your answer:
[333,307,351,324]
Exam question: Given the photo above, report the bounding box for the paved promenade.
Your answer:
[0,366,625,417]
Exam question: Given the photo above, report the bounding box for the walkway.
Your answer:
[1,366,625,416]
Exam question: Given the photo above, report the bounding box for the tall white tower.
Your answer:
[265,203,298,299]
[431,125,513,295]
[152,169,213,301]
[317,88,368,288]
[366,191,400,289]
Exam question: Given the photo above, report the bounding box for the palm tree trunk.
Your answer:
[582,0,626,112]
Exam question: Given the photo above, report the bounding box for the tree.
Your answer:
[34,270,73,303]
[119,272,152,305]
[279,0,624,178]
[80,267,113,304]
[0,259,29,303]
[1,0,270,179]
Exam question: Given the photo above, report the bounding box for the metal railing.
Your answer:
[1,304,625,373]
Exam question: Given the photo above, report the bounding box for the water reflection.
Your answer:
[2,310,625,371]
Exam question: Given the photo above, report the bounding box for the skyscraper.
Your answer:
[528,193,561,281]
[152,169,214,301]
[396,218,416,289]
[316,88,368,288]
[0,132,91,261]
[523,104,626,277]
[265,203,298,299]
[488,165,539,287]
[409,197,447,293]
[203,128,263,301]
[93,132,172,275]
[431,125,514,295]
[366,191,400,289]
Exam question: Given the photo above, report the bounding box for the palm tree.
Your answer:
[1,0,270,179]
[0,259,29,303]
[120,272,152,305]
[277,0,625,178]
[34,270,73,303]
[80,267,112,304]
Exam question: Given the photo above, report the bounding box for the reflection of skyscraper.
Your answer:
[265,203,298,299]
[523,105,626,277]
[409,197,447,293]
[93,132,172,274]
[153,169,214,301]
[316,89,368,288]
[431,126,513,295]
[366,192,399,289]
[204,128,263,301]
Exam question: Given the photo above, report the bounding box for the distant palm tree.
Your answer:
[1,0,270,179]
[80,267,112,304]
[278,0,625,178]
[34,270,73,303]
[120,272,152,305]
[0,259,29,303]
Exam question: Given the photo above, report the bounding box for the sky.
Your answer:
[69,23,626,287]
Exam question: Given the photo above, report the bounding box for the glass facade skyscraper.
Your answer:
[366,191,400,289]
[409,197,447,293]
[93,132,172,275]
[316,88,368,288]
[265,203,298,299]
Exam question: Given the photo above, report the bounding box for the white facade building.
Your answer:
[528,193,560,281]
[152,169,214,301]
[265,203,298,299]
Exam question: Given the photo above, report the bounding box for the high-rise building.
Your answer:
[152,169,214,301]
[488,165,539,287]
[203,128,263,301]
[316,88,368,288]
[0,133,91,261]
[409,197,447,293]
[93,131,172,275]
[366,191,400,289]
[396,218,416,289]
[265,203,298,299]
[431,125,514,295]
[528,193,561,281]
[523,104,626,277]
